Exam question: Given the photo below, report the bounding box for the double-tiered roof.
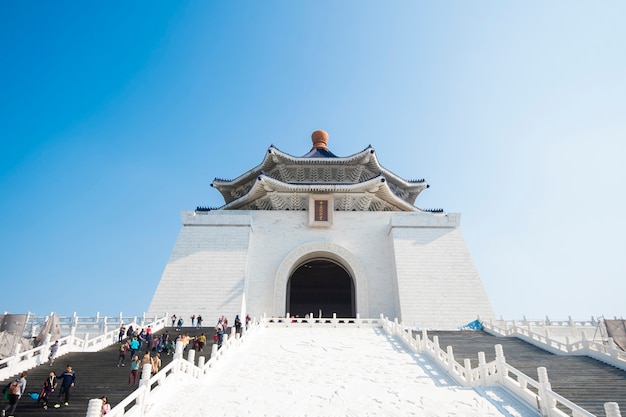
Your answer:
[210,130,430,212]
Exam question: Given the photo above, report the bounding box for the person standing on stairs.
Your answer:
[48,341,59,366]
[117,340,130,367]
[128,355,140,385]
[39,371,57,410]
[54,364,76,408]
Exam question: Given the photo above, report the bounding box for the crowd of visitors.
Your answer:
[1,313,252,416]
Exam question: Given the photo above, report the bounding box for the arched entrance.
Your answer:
[287,259,355,318]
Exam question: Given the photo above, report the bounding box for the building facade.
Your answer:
[147,131,494,328]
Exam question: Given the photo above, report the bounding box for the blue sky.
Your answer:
[1,2,625,321]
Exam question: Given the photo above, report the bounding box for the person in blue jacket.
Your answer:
[54,364,76,407]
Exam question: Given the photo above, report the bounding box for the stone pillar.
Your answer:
[537,366,554,417]
[463,358,472,386]
[9,344,22,376]
[137,363,152,411]
[413,333,423,352]
[495,344,506,382]
[86,398,103,417]
[446,346,455,374]
[42,334,52,364]
[478,351,487,386]
[172,340,184,371]
[605,402,622,417]
[71,312,78,340]
[140,363,152,386]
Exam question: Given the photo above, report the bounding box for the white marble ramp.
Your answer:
[146,327,538,417]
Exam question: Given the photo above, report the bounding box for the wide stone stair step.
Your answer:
[0,327,219,417]
[427,330,626,417]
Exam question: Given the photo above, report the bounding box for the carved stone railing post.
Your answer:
[446,345,455,374]
[495,344,506,383]
[41,333,52,365]
[71,312,78,341]
[478,352,487,386]
[9,344,22,376]
[198,356,205,373]
[137,363,152,414]
[464,358,472,386]
[605,402,622,417]
[171,340,184,374]
[413,332,421,352]
[86,398,103,417]
[537,366,554,417]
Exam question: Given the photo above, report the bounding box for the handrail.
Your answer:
[0,315,167,381]
[483,319,626,372]
[105,318,261,417]
[379,316,608,417]
[88,316,624,417]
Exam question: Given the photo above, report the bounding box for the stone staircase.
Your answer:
[0,327,216,417]
[4,327,625,417]
[427,330,626,417]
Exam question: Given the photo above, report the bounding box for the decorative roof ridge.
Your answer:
[419,208,445,213]
[195,206,222,212]
[212,145,382,187]
[256,172,387,191]
[268,145,375,164]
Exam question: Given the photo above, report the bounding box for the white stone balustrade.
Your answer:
[483,317,626,371]
[104,316,260,417]
[378,315,620,417]
[0,312,167,381]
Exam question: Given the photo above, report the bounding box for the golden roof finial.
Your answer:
[311,130,329,150]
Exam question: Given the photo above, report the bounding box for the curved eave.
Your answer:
[212,146,283,188]
[221,174,419,212]
[212,146,384,187]
[278,145,429,194]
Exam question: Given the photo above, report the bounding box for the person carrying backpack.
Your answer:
[2,371,27,417]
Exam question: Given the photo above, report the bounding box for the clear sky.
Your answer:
[1,2,625,321]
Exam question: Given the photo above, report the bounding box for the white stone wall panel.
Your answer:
[147,209,494,329]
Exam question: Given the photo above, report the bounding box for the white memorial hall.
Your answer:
[147,130,494,328]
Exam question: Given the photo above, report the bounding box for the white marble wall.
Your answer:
[147,209,494,329]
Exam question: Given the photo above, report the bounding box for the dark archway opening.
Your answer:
[287,259,355,318]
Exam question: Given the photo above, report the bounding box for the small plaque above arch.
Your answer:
[309,194,333,227]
